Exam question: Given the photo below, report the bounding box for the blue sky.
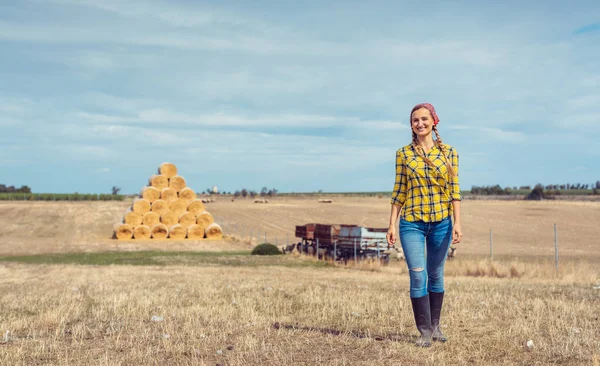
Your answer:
[1,0,599,194]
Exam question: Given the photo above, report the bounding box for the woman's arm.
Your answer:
[387,149,407,246]
[449,147,462,244]
[387,203,402,245]
[451,200,462,244]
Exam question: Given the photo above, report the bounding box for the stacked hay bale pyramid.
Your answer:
[113,162,223,240]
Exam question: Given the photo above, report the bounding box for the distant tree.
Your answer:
[234,190,241,198]
[7,186,15,193]
[525,184,546,201]
[260,186,268,197]
[249,190,257,198]
[18,185,31,193]
[111,186,121,195]
[267,188,278,197]
[596,181,600,189]
[241,189,248,198]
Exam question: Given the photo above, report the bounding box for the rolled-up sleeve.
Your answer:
[390,149,407,206]
[449,148,461,201]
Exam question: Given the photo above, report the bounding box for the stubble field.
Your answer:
[0,197,599,365]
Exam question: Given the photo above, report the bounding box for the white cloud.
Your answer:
[76,109,407,132]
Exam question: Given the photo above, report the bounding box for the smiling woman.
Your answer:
[386,103,463,347]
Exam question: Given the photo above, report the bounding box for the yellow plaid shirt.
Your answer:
[390,143,461,222]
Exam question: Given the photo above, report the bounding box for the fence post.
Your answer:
[316,238,320,260]
[334,241,337,262]
[554,223,559,273]
[489,229,493,260]
[354,238,357,263]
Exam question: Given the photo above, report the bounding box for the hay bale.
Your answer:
[169,224,187,239]
[151,223,169,239]
[187,199,206,215]
[187,224,205,240]
[161,187,178,203]
[132,198,151,214]
[179,211,196,228]
[124,209,143,226]
[205,223,223,240]
[169,175,186,193]
[143,211,160,227]
[114,223,133,240]
[133,225,151,240]
[159,162,178,179]
[178,187,196,202]
[151,199,169,215]
[196,211,215,228]
[161,211,179,227]
[169,198,188,215]
[141,186,160,203]
[149,174,169,190]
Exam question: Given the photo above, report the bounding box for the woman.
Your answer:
[386,103,463,347]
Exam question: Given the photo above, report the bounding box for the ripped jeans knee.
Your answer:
[408,267,428,298]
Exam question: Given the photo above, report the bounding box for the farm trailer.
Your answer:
[293,223,398,265]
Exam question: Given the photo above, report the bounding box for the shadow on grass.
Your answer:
[272,322,415,343]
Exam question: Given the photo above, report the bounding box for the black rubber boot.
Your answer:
[410,295,433,347]
[429,291,448,342]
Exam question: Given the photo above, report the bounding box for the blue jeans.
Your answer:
[399,217,453,298]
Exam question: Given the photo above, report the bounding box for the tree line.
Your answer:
[0,184,31,193]
[233,187,278,198]
[471,181,600,196]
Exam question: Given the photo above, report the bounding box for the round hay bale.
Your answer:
[169,198,188,215]
[124,209,143,226]
[141,186,160,203]
[196,211,215,228]
[169,224,187,239]
[187,224,205,240]
[159,162,178,179]
[114,223,133,240]
[151,199,169,215]
[161,187,178,203]
[187,199,206,215]
[133,225,151,240]
[151,223,169,239]
[132,198,151,214]
[143,211,160,227]
[169,175,186,193]
[178,187,196,202]
[179,211,196,228]
[161,211,179,227]
[149,174,169,190]
[205,223,223,240]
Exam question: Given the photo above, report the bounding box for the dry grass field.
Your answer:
[0,197,599,365]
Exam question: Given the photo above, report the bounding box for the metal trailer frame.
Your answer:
[294,223,393,265]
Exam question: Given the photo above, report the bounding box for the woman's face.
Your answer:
[411,108,434,138]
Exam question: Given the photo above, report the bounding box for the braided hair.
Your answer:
[410,107,456,178]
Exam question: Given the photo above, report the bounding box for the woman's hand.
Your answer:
[452,223,463,244]
[387,226,397,246]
